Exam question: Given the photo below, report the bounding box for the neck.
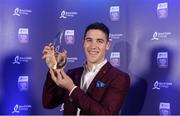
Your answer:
[86,59,105,71]
[86,63,94,71]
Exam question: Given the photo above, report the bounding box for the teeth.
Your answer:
[89,51,98,55]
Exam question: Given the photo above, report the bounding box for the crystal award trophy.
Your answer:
[53,31,67,69]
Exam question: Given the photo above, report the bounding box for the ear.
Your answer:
[106,41,110,50]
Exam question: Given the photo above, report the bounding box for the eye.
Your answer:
[97,39,104,44]
[85,38,92,42]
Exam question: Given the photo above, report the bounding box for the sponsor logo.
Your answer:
[13,8,32,16]
[12,104,31,114]
[157,3,168,19]
[157,52,168,68]
[110,52,120,67]
[64,30,75,45]
[151,32,172,41]
[18,76,29,91]
[12,56,32,64]
[18,28,29,43]
[67,57,78,63]
[59,103,64,112]
[109,33,123,41]
[110,6,120,21]
[152,81,172,90]
[59,10,78,19]
[152,32,159,40]
[12,56,21,64]
[159,102,171,115]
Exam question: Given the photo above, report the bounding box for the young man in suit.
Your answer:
[42,22,130,115]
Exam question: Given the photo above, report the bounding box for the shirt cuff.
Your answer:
[69,86,77,96]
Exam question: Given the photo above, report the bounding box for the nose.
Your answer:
[90,41,97,49]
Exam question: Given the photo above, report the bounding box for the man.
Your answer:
[42,22,130,115]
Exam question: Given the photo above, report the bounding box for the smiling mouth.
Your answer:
[89,51,99,55]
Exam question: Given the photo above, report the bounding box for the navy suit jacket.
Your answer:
[42,62,130,115]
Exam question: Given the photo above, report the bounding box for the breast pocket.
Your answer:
[89,86,107,102]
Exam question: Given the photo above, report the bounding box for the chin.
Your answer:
[89,60,97,63]
[87,59,98,64]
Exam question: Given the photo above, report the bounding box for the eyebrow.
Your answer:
[85,37,92,40]
[97,38,105,41]
[85,37,107,42]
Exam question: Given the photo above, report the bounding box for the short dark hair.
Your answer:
[84,22,109,41]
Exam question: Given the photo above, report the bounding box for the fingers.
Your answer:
[50,68,63,83]
[42,50,53,60]
[42,43,55,59]
[49,68,73,90]
[59,69,67,79]
[56,69,63,80]
[48,42,52,46]
[49,68,58,82]
[42,44,54,54]
[42,53,48,60]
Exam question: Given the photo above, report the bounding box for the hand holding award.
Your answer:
[43,31,67,69]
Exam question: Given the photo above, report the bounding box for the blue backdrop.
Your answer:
[0,0,180,115]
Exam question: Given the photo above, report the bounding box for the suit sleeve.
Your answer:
[42,71,65,109]
[70,72,130,115]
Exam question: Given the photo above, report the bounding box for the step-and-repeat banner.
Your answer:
[0,0,180,115]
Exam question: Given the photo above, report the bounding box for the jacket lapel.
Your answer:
[87,62,112,93]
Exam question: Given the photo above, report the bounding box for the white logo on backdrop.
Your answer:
[157,2,168,19]
[152,81,160,90]
[59,103,64,112]
[12,56,32,64]
[59,10,67,18]
[152,81,172,90]
[13,8,20,16]
[67,57,78,63]
[152,32,159,40]
[109,33,123,41]
[12,104,31,114]
[65,30,75,45]
[59,10,78,19]
[110,52,120,67]
[159,102,171,115]
[151,32,172,41]
[18,76,29,91]
[110,6,120,21]
[157,52,168,68]
[13,56,20,64]
[12,104,20,113]
[13,7,32,16]
[18,28,29,43]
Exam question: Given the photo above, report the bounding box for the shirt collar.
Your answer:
[84,59,107,72]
